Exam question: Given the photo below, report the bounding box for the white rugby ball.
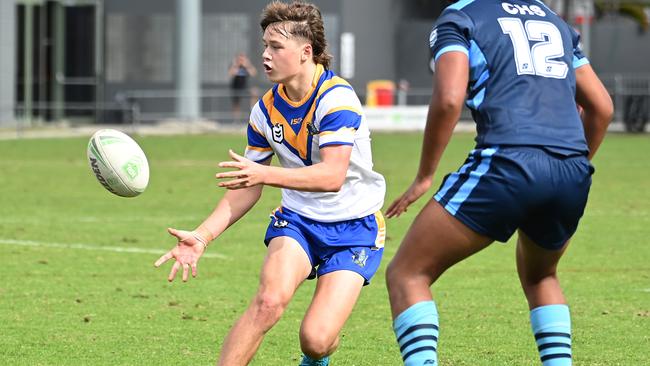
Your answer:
[87,129,149,197]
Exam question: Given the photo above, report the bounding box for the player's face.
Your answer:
[261,24,308,84]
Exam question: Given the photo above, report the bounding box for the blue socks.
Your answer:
[393,301,571,365]
[393,301,439,365]
[530,304,572,366]
[299,354,329,366]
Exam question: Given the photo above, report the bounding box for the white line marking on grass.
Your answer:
[0,216,205,224]
[0,239,228,260]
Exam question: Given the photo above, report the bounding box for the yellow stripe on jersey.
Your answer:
[319,127,357,136]
[260,66,357,162]
[324,105,363,116]
[260,81,312,160]
[374,211,386,248]
[269,104,311,160]
[246,145,273,152]
[315,77,351,102]
[261,88,275,116]
[249,120,264,136]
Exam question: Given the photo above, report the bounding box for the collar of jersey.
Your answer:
[277,64,325,108]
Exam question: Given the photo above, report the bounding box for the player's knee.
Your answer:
[520,271,560,289]
[251,291,289,327]
[385,260,399,289]
[385,258,410,293]
[299,327,337,359]
[386,259,438,299]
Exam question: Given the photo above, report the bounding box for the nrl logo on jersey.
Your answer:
[272,123,284,143]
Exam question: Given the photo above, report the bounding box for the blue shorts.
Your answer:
[434,146,594,250]
[264,207,386,285]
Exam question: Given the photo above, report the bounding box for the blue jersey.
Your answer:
[430,0,590,155]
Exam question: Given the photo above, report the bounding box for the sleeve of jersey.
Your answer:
[244,105,274,163]
[316,87,362,148]
[429,9,473,62]
[570,27,590,69]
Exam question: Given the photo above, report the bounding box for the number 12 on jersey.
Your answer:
[498,18,569,79]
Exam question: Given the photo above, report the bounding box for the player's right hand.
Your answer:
[154,228,207,282]
[385,177,433,218]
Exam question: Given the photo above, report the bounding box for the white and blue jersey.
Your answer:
[245,64,386,223]
[430,0,590,155]
[246,64,387,283]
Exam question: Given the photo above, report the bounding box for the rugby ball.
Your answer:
[87,129,149,197]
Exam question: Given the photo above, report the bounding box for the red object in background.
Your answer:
[375,88,394,106]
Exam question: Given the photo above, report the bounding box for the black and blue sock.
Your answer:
[393,301,439,365]
[530,304,572,366]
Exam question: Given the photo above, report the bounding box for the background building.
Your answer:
[2,0,649,130]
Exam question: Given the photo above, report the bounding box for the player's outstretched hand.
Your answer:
[154,228,207,282]
[385,177,433,218]
[216,149,266,189]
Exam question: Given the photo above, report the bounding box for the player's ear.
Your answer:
[301,42,313,62]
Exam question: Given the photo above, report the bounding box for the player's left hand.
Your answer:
[154,228,207,282]
[385,176,433,218]
[216,150,266,189]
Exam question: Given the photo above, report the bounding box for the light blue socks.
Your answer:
[530,304,572,366]
[299,354,329,366]
[393,301,439,365]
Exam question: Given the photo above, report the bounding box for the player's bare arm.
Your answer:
[154,160,268,282]
[386,51,469,218]
[217,145,352,192]
[575,64,614,160]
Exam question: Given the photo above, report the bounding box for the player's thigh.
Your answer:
[389,199,493,281]
[258,236,313,299]
[301,270,365,337]
[516,229,569,282]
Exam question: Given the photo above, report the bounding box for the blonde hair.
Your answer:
[260,1,332,69]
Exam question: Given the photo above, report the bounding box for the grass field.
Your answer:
[0,131,648,365]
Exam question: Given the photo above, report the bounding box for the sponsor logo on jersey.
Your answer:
[429,28,438,48]
[501,2,546,17]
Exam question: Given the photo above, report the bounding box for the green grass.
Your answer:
[0,132,648,365]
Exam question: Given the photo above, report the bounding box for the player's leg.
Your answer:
[297,211,385,365]
[517,230,569,308]
[516,153,593,366]
[217,236,312,366]
[386,199,493,365]
[298,270,365,365]
[517,231,573,366]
